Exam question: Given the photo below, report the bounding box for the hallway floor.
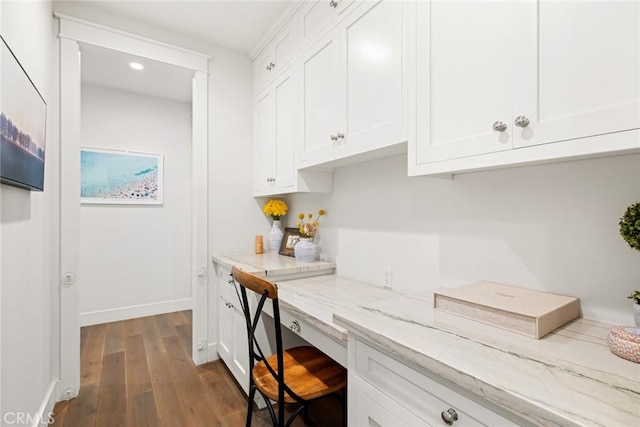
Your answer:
[51,311,343,426]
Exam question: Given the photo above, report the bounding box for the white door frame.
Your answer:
[56,14,210,400]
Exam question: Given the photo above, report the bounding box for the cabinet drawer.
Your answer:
[218,269,239,303]
[262,304,347,367]
[355,338,518,426]
[353,376,425,426]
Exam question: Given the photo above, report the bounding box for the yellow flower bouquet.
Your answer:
[296,209,325,238]
[263,199,288,220]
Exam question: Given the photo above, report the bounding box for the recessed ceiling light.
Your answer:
[130,62,144,70]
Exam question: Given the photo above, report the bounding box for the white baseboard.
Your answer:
[207,342,220,363]
[33,380,57,427]
[80,298,192,326]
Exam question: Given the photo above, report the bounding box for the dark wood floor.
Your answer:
[51,311,343,426]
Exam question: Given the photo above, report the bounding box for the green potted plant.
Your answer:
[619,201,640,327]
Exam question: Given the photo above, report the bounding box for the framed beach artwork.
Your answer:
[80,148,164,205]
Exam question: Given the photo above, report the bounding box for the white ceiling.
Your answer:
[64,0,292,54]
[80,43,195,103]
[67,1,292,103]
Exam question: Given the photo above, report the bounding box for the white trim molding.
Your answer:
[34,380,58,427]
[80,298,193,327]
[55,14,210,72]
[56,14,210,397]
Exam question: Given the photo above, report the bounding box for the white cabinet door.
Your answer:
[218,295,233,364]
[513,0,640,148]
[273,71,296,189]
[254,88,275,193]
[344,0,405,154]
[300,26,344,162]
[254,69,296,194]
[255,23,296,92]
[230,302,249,388]
[219,294,250,394]
[300,0,406,166]
[300,0,355,49]
[412,0,640,174]
[415,0,515,164]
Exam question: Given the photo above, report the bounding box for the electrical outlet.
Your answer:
[383,267,392,289]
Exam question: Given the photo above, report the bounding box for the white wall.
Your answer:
[51,2,264,358]
[287,153,640,325]
[79,84,192,325]
[0,0,60,424]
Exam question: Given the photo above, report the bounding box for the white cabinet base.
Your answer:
[349,334,527,426]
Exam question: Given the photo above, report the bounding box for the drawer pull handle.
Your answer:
[441,408,458,425]
[289,320,301,332]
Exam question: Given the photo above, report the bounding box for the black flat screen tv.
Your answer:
[0,35,47,191]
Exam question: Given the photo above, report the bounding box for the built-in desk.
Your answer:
[262,274,398,367]
[213,254,639,426]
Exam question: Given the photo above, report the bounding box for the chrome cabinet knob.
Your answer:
[336,132,345,139]
[492,121,507,133]
[330,134,338,141]
[441,408,458,425]
[514,115,530,128]
[289,320,301,332]
[329,0,338,8]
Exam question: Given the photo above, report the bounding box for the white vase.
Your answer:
[634,303,640,328]
[294,237,318,263]
[268,219,283,253]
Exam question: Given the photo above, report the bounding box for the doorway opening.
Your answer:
[57,15,209,401]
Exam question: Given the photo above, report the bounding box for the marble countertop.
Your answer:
[212,252,336,277]
[335,292,640,427]
[271,274,398,344]
[211,255,639,426]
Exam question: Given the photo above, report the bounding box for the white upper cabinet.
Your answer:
[253,63,333,196]
[299,0,355,49]
[254,23,296,93]
[344,0,405,152]
[414,0,515,164]
[254,86,276,193]
[299,27,345,162]
[410,0,640,176]
[299,0,407,168]
[513,0,640,149]
[253,69,297,195]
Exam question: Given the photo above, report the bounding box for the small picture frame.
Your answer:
[279,227,301,257]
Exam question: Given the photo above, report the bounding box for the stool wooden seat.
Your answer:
[253,346,346,404]
[231,266,347,427]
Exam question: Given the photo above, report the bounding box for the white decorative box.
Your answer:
[434,282,581,339]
